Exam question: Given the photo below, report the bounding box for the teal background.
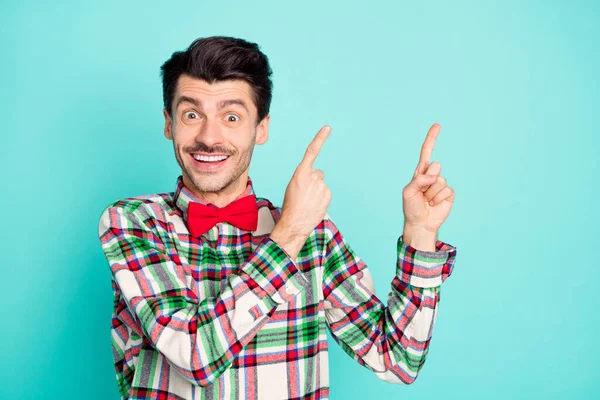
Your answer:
[1,0,598,399]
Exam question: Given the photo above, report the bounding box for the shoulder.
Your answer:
[98,190,174,234]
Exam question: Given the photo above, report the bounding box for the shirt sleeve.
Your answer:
[321,217,457,385]
[97,201,310,387]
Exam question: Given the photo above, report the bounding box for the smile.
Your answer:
[189,153,230,171]
[192,153,229,162]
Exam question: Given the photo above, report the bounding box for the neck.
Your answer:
[183,172,249,208]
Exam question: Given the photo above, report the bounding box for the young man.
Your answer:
[98,35,457,400]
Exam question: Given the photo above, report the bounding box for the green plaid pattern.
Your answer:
[97,175,457,399]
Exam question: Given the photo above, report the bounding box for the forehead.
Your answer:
[174,75,255,107]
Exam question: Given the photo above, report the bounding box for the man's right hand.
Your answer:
[269,125,333,260]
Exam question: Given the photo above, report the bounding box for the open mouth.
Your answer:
[189,153,231,171]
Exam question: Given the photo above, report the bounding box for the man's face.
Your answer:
[163,75,269,195]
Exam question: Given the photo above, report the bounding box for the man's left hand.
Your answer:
[402,123,455,235]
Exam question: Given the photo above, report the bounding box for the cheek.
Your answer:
[172,130,195,149]
[229,133,254,152]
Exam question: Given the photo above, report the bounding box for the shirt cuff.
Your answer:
[396,234,457,288]
[241,237,310,304]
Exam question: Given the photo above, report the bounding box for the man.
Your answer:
[98,35,457,400]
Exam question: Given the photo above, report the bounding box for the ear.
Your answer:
[255,114,269,145]
[163,109,173,140]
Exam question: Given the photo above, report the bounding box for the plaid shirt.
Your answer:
[97,175,457,400]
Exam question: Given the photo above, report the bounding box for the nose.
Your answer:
[194,117,224,148]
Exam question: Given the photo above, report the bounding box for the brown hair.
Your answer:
[160,36,274,126]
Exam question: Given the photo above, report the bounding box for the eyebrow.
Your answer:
[175,96,249,112]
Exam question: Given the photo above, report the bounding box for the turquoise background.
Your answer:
[1,0,598,399]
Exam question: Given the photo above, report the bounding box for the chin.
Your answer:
[187,170,233,193]
[192,175,227,192]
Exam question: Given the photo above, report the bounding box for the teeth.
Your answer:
[193,154,228,162]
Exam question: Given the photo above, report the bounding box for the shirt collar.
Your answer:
[173,174,255,225]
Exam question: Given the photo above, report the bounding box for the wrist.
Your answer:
[402,224,437,252]
[269,221,308,260]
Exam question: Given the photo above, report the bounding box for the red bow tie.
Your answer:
[187,195,259,237]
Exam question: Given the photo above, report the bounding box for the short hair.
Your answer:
[160,36,273,125]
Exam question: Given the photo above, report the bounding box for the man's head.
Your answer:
[160,36,273,200]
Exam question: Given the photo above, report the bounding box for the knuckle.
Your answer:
[312,169,324,179]
[305,146,317,156]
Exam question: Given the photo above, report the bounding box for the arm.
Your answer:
[322,217,457,385]
[98,201,310,387]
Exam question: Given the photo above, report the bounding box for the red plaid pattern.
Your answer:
[97,175,457,399]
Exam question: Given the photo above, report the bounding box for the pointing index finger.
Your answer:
[300,125,331,170]
[416,123,441,175]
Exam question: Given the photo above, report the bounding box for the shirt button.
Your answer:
[220,247,230,255]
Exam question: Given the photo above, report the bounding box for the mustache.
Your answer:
[185,144,234,155]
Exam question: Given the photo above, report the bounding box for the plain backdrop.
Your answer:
[1,0,598,399]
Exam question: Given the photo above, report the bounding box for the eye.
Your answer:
[225,114,240,123]
[183,111,200,120]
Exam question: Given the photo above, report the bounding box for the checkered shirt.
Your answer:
[97,175,457,399]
